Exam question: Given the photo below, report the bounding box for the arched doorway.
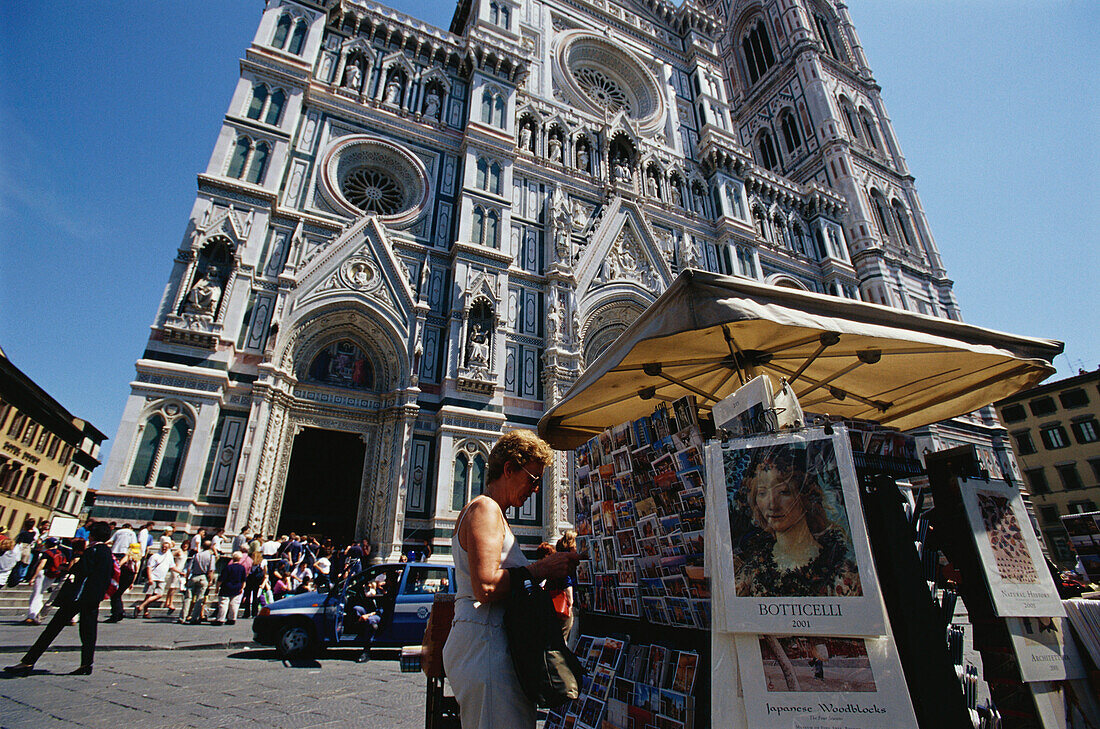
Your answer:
[277,427,365,543]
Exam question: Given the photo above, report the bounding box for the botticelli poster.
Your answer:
[735,633,918,729]
[705,428,885,636]
[958,478,1064,617]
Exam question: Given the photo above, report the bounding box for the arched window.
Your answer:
[476,158,488,189]
[758,129,779,171]
[451,453,468,511]
[472,206,485,245]
[489,162,502,194]
[870,189,893,239]
[227,137,251,179]
[815,227,829,258]
[489,2,499,24]
[780,109,802,153]
[500,5,511,29]
[128,413,163,485]
[859,107,880,151]
[246,142,269,184]
[493,94,506,127]
[451,451,487,511]
[272,14,291,49]
[486,210,500,248]
[265,89,286,125]
[481,90,494,124]
[247,84,268,120]
[741,19,776,85]
[288,20,307,55]
[737,246,758,278]
[839,96,859,140]
[814,14,841,60]
[892,200,915,249]
[155,419,190,489]
[127,406,193,489]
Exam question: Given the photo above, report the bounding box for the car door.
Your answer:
[390,565,454,645]
[333,566,392,645]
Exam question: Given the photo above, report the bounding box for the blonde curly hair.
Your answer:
[486,430,554,483]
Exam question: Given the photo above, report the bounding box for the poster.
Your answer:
[958,478,1065,617]
[736,634,918,729]
[706,428,886,636]
[1006,616,1086,682]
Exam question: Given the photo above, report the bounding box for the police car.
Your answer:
[253,561,455,658]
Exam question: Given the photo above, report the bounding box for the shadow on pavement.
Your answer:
[227,647,401,666]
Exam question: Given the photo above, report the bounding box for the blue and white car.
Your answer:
[253,561,455,658]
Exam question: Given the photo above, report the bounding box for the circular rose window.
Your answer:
[319,136,430,225]
[554,31,665,133]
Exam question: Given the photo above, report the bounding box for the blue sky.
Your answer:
[1,1,1096,487]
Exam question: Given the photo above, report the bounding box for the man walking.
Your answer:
[210,551,247,625]
[180,539,216,624]
[5,521,116,676]
[132,539,174,618]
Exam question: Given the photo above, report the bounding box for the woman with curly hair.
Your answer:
[734,451,862,598]
[443,430,580,729]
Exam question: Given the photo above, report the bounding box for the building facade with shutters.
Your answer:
[995,368,1100,566]
[0,347,107,532]
[92,0,1016,558]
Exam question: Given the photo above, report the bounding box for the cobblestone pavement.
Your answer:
[0,618,425,729]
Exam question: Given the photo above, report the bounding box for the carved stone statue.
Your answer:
[547,296,562,343]
[423,87,442,118]
[646,171,659,198]
[467,325,490,367]
[576,144,589,172]
[519,124,532,152]
[680,231,701,269]
[384,77,402,105]
[670,183,682,207]
[185,267,222,318]
[550,186,572,262]
[614,158,631,183]
[548,136,562,163]
[344,62,362,91]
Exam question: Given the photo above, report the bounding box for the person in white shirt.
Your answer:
[133,539,175,618]
[109,524,138,557]
[189,528,206,553]
[136,522,153,555]
[211,528,226,555]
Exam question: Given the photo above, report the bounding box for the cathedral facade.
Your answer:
[93,0,1015,558]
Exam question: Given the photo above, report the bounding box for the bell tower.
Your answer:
[706,0,959,318]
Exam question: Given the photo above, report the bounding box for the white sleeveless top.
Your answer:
[452,496,528,625]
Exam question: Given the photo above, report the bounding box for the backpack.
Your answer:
[43,549,68,579]
[503,566,586,708]
[104,555,122,598]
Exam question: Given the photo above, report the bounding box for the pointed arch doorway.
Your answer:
[277,427,365,543]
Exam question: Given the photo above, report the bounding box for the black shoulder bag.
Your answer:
[503,566,586,708]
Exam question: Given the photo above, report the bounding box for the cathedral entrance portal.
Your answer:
[277,427,365,544]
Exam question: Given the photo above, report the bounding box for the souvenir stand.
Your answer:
[537,270,1083,729]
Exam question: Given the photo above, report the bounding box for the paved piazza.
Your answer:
[0,619,424,729]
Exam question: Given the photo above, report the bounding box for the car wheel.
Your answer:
[275,624,316,659]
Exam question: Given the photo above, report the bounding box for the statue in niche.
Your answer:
[423,87,442,119]
[550,186,572,262]
[467,325,490,367]
[670,182,682,207]
[343,61,362,91]
[185,266,222,318]
[645,170,659,198]
[680,231,701,269]
[519,124,533,152]
[576,143,589,172]
[548,136,563,163]
[613,156,631,183]
[547,294,562,343]
[571,308,581,345]
[384,76,403,105]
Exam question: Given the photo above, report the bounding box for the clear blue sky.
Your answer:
[1,1,1096,488]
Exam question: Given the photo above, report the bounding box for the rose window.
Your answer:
[341,168,403,215]
[573,67,632,116]
[319,135,431,224]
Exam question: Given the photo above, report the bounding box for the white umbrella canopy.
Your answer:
[540,270,1062,450]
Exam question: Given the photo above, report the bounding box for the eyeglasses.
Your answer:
[520,465,543,485]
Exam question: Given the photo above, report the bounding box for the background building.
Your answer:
[92,0,1017,558]
[0,346,107,532]
[995,368,1100,566]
